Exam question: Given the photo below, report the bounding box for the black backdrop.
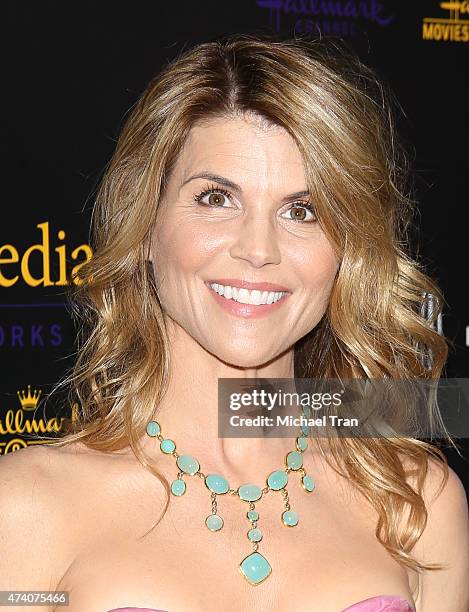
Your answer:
[4,1,468,495]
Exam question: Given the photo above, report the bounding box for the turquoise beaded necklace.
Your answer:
[145,419,316,585]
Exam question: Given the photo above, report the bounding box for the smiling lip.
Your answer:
[205,278,291,292]
[204,279,291,319]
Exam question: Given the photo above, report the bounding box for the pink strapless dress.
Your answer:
[107,594,415,611]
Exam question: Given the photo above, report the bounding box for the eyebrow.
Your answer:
[180,171,310,202]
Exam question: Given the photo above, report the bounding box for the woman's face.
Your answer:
[150,115,340,367]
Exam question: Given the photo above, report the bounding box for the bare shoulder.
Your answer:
[0,443,90,603]
[1,442,51,472]
[0,443,63,503]
[410,455,469,612]
[422,455,467,505]
[0,441,87,489]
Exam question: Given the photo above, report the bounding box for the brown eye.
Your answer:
[193,185,234,207]
[290,206,307,221]
[207,192,226,206]
[282,203,316,223]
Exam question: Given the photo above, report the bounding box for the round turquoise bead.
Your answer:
[286,450,303,470]
[176,454,199,475]
[302,475,315,492]
[205,474,229,494]
[171,479,186,496]
[248,528,263,542]
[301,424,311,436]
[205,514,224,531]
[160,438,175,454]
[282,510,299,527]
[146,420,161,437]
[296,436,308,451]
[247,510,259,521]
[267,469,288,491]
[238,484,262,502]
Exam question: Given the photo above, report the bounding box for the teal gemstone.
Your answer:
[286,450,303,470]
[267,469,288,491]
[247,528,263,542]
[302,406,312,417]
[282,510,299,526]
[301,424,311,436]
[160,438,175,454]
[146,420,161,437]
[302,475,315,492]
[247,510,259,521]
[171,479,186,496]
[296,436,308,451]
[238,484,262,502]
[239,551,272,585]
[176,454,199,475]
[205,474,229,494]
[205,514,224,531]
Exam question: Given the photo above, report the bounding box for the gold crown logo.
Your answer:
[17,385,42,411]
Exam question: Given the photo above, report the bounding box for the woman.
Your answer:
[1,34,468,612]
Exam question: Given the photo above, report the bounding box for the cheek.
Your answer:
[290,237,340,297]
[152,220,217,281]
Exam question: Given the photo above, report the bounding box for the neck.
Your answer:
[140,322,308,483]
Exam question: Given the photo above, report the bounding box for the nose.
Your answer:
[229,212,281,268]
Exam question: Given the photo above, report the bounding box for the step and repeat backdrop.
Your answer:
[4,2,469,488]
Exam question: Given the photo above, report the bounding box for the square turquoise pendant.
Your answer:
[239,551,272,585]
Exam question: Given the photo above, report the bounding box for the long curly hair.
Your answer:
[44,33,455,575]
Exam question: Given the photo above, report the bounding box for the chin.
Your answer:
[210,345,281,370]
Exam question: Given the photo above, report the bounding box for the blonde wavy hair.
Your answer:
[44,33,456,575]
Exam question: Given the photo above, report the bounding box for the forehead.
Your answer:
[173,115,306,181]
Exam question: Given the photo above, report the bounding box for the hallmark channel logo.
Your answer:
[256,0,394,37]
[0,384,78,454]
[423,1,469,42]
[17,384,42,411]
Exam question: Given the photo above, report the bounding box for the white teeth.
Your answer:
[237,288,250,304]
[251,290,262,305]
[208,283,288,305]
